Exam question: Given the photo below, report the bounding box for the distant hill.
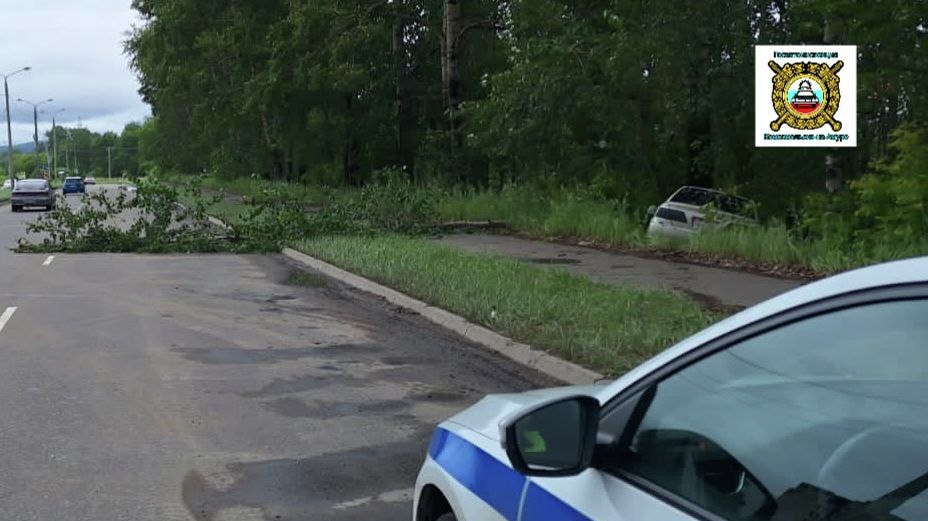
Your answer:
[13,142,35,153]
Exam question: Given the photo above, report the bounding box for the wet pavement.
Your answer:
[0,190,555,520]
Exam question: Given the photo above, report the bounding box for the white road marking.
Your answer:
[0,307,17,334]
[42,255,55,266]
[332,488,414,510]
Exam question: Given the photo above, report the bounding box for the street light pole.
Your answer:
[17,97,53,178]
[2,67,31,187]
[49,108,65,178]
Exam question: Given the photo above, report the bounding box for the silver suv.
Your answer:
[647,186,757,239]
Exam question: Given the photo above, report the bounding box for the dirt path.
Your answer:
[433,233,802,311]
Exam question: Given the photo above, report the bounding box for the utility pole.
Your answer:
[3,66,31,187]
[107,146,112,179]
[17,97,53,178]
[50,108,64,178]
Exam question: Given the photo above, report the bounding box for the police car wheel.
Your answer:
[435,514,456,521]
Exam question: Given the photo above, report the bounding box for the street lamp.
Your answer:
[2,66,30,187]
[17,97,54,177]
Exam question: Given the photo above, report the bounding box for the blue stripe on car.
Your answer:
[428,427,594,521]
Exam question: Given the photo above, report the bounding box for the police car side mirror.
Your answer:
[502,396,600,477]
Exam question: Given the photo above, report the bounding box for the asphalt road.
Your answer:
[0,186,554,520]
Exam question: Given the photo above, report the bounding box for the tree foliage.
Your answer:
[127,0,928,216]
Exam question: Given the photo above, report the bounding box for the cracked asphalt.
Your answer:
[0,187,555,520]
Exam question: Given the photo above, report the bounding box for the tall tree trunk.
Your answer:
[393,15,413,181]
[443,0,462,181]
[342,94,358,186]
[444,0,462,115]
[260,112,284,180]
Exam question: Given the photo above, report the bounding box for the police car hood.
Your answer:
[445,384,605,441]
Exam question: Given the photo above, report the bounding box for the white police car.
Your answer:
[414,257,928,521]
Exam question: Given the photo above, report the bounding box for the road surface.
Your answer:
[0,186,554,520]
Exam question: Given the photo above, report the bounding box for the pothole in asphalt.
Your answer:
[240,373,367,398]
[173,344,381,366]
[284,271,329,288]
[265,294,297,302]
[181,438,428,521]
[262,397,408,419]
[408,390,468,402]
[379,355,439,366]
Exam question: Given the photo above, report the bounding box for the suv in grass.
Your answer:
[647,186,757,239]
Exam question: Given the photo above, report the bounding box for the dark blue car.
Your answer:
[62,176,85,196]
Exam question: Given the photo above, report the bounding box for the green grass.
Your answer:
[296,235,715,376]
[439,186,648,245]
[683,225,928,273]
[438,187,928,273]
[0,188,9,202]
[186,177,928,274]
[199,175,327,204]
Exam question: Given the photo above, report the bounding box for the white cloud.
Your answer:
[0,0,150,143]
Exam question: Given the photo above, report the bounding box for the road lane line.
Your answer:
[0,307,16,334]
[42,255,55,266]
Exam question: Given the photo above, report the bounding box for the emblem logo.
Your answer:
[768,61,843,132]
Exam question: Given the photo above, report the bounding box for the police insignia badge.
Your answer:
[768,60,843,132]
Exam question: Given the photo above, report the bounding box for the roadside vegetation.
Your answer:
[0,188,9,203]
[17,1,928,377]
[298,235,714,376]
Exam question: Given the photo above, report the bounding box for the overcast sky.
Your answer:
[0,0,150,144]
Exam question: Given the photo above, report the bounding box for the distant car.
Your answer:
[2,179,11,190]
[83,177,96,185]
[62,176,85,196]
[647,186,757,239]
[413,257,928,521]
[11,179,55,212]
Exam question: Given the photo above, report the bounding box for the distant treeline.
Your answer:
[127,0,927,213]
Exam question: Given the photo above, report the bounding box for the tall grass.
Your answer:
[0,187,9,202]
[298,235,715,376]
[685,225,809,265]
[195,177,928,274]
[438,186,647,244]
[686,225,928,273]
[200,175,327,203]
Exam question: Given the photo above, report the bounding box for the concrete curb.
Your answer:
[282,247,605,385]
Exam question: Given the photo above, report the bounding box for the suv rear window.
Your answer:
[670,187,753,216]
[656,207,688,223]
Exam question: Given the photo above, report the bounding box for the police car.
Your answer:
[414,257,928,521]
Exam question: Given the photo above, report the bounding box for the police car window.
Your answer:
[600,299,928,521]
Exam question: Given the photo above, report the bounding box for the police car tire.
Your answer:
[435,513,457,521]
